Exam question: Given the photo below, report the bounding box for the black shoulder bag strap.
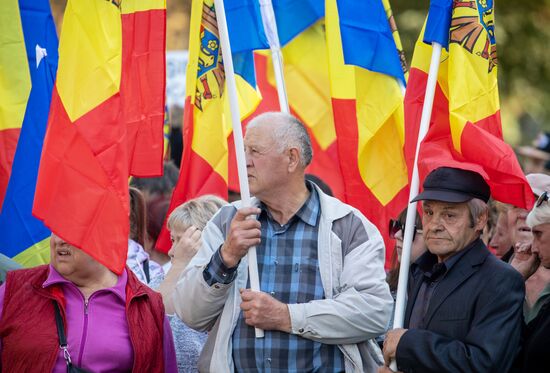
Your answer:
[52,301,93,373]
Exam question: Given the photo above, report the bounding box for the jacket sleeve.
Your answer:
[287,212,393,344]
[172,208,235,332]
[395,268,525,373]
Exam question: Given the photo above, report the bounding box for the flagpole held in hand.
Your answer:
[389,42,442,371]
[213,0,264,339]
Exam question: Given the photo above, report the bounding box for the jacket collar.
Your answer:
[233,181,353,223]
[405,239,489,326]
[42,264,128,303]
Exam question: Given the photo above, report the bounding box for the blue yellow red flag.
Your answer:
[33,0,167,274]
[0,0,58,266]
[337,0,405,86]
[0,0,31,210]
[326,0,409,265]
[156,0,262,252]
[404,0,533,209]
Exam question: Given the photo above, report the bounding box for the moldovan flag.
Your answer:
[0,0,31,210]
[230,0,344,198]
[156,0,262,252]
[326,0,409,263]
[235,19,347,199]
[33,0,166,274]
[405,0,533,209]
[0,0,58,266]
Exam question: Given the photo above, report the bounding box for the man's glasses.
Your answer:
[389,219,421,241]
[536,191,549,207]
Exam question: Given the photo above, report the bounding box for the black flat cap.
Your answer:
[411,167,490,203]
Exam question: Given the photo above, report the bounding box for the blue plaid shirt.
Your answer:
[205,184,344,372]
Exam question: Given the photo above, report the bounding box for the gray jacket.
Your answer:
[173,186,393,372]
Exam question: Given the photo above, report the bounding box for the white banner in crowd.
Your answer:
[166,50,188,108]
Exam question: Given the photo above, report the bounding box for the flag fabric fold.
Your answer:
[0,0,32,210]
[229,6,345,199]
[404,0,534,209]
[33,0,166,274]
[122,0,167,177]
[326,0,409,264]
[0,0,58,266]
[337,0,405,85]
[156,0,262,252]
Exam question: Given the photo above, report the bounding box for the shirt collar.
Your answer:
[259,181,320,227]
[43,264,128,302]
[412,238,480,279]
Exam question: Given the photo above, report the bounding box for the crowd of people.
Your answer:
[0,112,549,372]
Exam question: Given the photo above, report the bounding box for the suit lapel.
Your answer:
[423,241,489,326]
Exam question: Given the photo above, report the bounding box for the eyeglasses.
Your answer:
[536,191,549,207]
[389,219,422,241]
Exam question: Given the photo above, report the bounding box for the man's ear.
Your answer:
[287,148,300,172]
[474,210,489,232]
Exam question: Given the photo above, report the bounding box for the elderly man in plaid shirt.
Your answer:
[174,112,393,372]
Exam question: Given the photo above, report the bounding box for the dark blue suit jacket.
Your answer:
[396,239,525,373]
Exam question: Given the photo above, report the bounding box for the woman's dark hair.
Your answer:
[129,187,147,247]
[387,208,422,292]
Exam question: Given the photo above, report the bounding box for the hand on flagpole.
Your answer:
[220,207,261,268]
[239,289,291,332]
[382,328,407,371]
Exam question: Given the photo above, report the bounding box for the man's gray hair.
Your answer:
[467,198,489,231]
[248,112,313,167]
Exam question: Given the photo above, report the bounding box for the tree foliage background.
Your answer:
[50,0,550,144]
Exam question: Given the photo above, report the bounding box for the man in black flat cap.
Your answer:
[379,166,525,373]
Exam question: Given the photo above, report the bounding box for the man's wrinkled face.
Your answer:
[422,200,483,262]
[531,223,550,268]
[244,125,288,199]
[489,212,513,257]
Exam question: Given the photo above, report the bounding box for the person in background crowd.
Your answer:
[127,187,159,284]
[509,174,550,327]
[489,203,515,261]
[516,131,550,175]
[145,196,172,278]
[0,254,21,285]
[481,199,498,248]
[380,167,524,373]
[155,195,227,372]
[510,190,550,371]
[386,208,425,295]
[174,112,392,372]
[130,160,179,202]
[130,161,180,278]
[0,233,177,372]
[379,208,425,349]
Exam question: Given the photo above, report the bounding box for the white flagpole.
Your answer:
[389,42,442,371]
[213,0,264,338]
[258,0,289,113]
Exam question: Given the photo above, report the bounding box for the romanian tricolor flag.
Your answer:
[33,0,166,274]
[0,0,57,266]
[227,3,347,198]
[231,20,346,199]
[405,0,533,209]
[326,0,409,263]
[0,0,31,210]
[156,0,262,252]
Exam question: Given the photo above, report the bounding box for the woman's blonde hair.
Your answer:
[167,195,227,232]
